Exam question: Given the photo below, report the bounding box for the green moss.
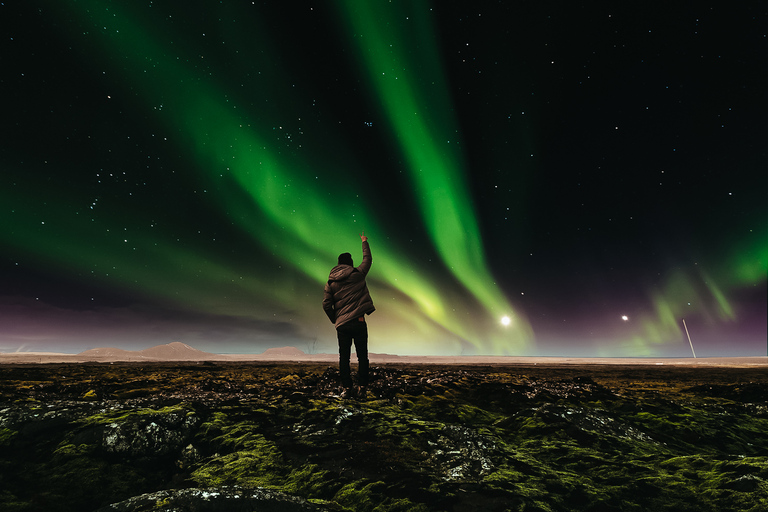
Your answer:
[197,415,274,452]
[0,427,17,446]
[0,490,25,512]
[78,403,192,426]
[191,450,284,487]
[333,480,429,512]
[484,468,532,487]
[191,424,338,500]
[53,443,92,457]
[190,417,286,487]
[2,363,766,512]
[33,446,154,511]
[282,464,336,498]
[396,394,498,426]
[278,374,302,385]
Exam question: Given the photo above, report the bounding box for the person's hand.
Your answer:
[360,231,368,242]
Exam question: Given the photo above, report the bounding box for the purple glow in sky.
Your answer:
[1,2,765,356]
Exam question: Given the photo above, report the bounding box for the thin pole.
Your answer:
[682,319,696,358]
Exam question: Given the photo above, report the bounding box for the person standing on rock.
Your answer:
[322,232,375,397]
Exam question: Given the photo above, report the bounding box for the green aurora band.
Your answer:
[336,2,526,328]
[1,1,764,355]
[14,0,531,354]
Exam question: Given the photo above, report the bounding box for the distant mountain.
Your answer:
[78,347,144,359]
[28,343,382,363]
[139,342,219,360]
[261,346,307,357]
[78,342,229,361]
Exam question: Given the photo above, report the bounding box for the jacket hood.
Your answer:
[328,264,354,282]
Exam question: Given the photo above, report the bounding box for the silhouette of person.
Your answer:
[322,233,375,397]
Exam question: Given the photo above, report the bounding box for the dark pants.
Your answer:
[337,319,369,387]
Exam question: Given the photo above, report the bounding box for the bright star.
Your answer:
[501,316,511,326]
[621,315,629,321]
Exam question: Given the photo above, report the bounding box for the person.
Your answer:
[322,232,375,397]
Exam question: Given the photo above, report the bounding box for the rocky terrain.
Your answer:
[0,362,766,511]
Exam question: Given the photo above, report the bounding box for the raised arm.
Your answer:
[359,232,372,274]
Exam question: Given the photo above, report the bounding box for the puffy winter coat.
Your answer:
[322,241,375,328]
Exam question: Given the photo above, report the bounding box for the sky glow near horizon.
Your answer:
[0,1,765,356]
[5,0,533,355]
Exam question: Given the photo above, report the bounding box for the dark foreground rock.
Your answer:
[96,487,327,512]
[1,362,767,511]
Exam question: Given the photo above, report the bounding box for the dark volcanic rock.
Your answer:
[97,407,200,456]
[0,362,766,512]
[427,424,497,481]
[685,382,768,403]
[531,403,656,443]
[96,487,328,512]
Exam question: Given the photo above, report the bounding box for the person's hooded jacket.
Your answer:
[322,241,375,327]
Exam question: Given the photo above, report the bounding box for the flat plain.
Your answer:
[1,360,766,511]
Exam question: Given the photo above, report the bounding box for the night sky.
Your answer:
[2,1,766,357]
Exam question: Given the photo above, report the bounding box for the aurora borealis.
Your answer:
[1,1,766,356]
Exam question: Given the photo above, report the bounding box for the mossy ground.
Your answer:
[0,362,766,511]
